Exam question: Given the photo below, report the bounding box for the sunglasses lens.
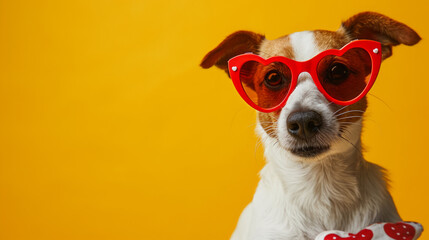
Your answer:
[317,48,372,102]
[240,61,292,110]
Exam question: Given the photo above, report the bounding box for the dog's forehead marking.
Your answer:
[289,31,320,61]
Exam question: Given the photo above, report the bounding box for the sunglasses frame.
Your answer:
[227,40,382,113]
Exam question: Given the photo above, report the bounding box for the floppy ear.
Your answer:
[340,12,421,59]
[200,31,265,75]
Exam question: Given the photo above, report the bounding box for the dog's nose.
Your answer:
[287,111,323,140]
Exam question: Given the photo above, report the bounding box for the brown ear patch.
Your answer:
[200,31,265,73]
[342,12,421,45]
[340,12,421,59]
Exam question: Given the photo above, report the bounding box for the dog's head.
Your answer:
[201,12,420,160]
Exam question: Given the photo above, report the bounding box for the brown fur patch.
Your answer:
[313,30,350,50]
[259,35,294,59]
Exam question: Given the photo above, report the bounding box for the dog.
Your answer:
[200,12,421,240]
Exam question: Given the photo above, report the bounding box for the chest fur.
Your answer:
[252,159,370,239]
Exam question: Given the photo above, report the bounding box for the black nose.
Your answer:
[287,111,323,140]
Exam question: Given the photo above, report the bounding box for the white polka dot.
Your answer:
[392,227,396,230]
[333,237,336,239]
[362,234,365,237]
[403,225,407,229]
[397,232,400,235]
[407,232,410,234]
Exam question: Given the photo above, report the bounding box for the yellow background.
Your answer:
[0,0,428,239]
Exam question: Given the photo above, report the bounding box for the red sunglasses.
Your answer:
[227,40,382,113]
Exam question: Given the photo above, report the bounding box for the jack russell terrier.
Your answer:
[200,12,421,240]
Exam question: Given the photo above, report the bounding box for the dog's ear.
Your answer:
[340,12,421,59]
[200,31,265,75]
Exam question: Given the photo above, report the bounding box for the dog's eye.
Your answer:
[327,63,349,85]
[264,70,285,90]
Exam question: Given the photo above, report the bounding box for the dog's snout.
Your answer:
[287,111,323,140]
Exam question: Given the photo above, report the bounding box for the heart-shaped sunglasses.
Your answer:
[227,40,382,113]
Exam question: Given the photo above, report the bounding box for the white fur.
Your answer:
[289,31,319,61]
[230,31,401,240]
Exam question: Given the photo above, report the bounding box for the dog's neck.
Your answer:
[256,123,365,225]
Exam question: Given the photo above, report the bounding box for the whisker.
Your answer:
[254,138,264,156]
[368,93,393,111]
[339,121,363,126]
[334,110,365,118]
[338,135,364,159]
[336,116,364,121]
[332,105,349,116]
